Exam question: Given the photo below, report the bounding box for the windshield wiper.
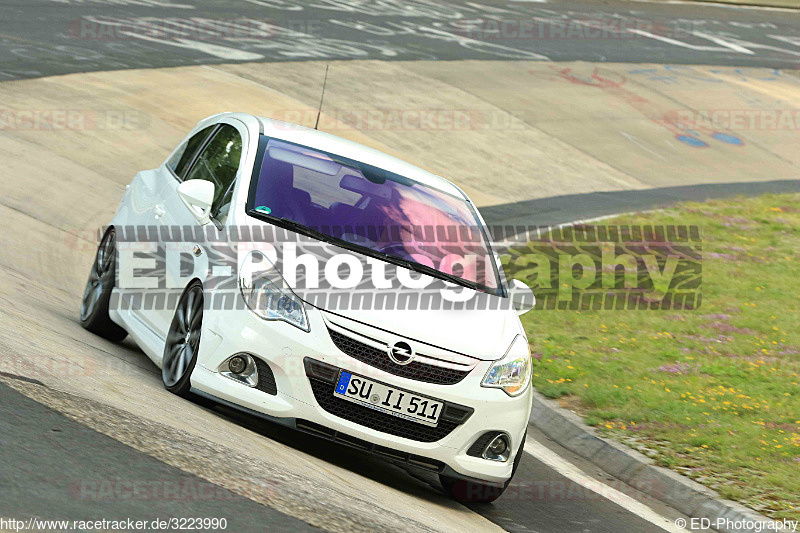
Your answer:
[372,250,480,291]
[248,209,480,291]
[248,210,336,244]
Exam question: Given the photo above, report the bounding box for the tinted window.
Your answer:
[167,125,216,178]
[185,124,242,215]
[250,138,500,293]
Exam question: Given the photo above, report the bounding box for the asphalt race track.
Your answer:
[1,0,800,81]
[1,0,800,532]
[0,381,317,532]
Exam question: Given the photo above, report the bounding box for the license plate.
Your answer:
[334,371,443,427]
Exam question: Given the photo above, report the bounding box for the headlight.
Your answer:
[239,250,310,332]
[482,335,531,396]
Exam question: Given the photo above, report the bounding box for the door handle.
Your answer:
[154,205,166,218]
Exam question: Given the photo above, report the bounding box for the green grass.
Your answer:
[517,193,800,520]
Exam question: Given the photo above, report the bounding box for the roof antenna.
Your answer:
[314,64,330,130]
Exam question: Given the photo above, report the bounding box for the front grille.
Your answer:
[328,328,471,385]
[253,357,277,395]
[304,358,473,443]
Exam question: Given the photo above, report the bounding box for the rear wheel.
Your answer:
[440,430,526,503]
[162,281,204,397]
[79,227,127,342]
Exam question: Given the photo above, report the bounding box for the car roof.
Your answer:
[218,112,465,198]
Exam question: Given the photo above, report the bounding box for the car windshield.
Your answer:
[248,137,501,294]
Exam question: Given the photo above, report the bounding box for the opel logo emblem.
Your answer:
[387,341,414,366]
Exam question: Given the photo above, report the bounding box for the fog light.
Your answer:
[228,355,247,374]
[219,354,258,387]
[483,434,511,462]
[489,437,507,456]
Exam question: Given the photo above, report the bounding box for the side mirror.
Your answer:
[509,279,535,315]
[177,180,215,225]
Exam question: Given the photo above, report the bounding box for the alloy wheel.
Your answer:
[162,285,204,387]
[80,228,116,321]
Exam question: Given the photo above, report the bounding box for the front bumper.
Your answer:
[192,305,532,484]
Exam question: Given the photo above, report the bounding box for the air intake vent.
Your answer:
[253,357,277,395]
[467,432,498,458]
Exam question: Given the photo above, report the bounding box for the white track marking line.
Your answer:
[524,436,690,533]
[621,131,669,162]
[119,32,264,61]
[626,28,730,51]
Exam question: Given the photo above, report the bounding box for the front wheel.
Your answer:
[80,227,127,342]
[162,281,204,397]
[440,430,526,503]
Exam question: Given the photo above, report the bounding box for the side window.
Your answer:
[167,125,216,178]
[184,124,242,218]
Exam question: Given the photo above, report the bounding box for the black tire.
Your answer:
[440,430,526,503]
[161,281,204,397]
[80,227,127,342]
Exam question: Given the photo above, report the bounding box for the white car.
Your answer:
[80,112,534,502]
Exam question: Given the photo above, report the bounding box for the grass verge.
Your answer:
[518,193,799,520]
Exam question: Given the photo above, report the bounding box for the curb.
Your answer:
[689,0,800,9]
[528,390,793,533]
